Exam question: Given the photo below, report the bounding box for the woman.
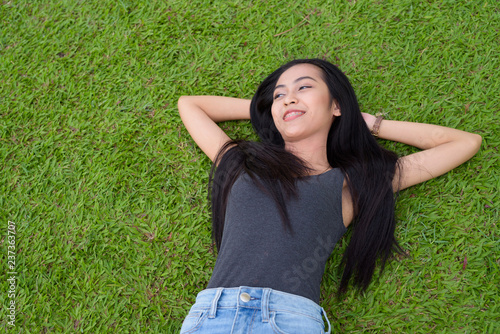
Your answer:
[177,59,481,333]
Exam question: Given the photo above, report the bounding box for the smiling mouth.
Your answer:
[283,110,305,121]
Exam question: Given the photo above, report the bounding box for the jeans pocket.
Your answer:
[180,308,209,334]
[270,310,324,334]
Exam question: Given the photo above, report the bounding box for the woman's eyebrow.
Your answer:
[274,76,318,90]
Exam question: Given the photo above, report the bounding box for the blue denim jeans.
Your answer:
[180,286,331,333]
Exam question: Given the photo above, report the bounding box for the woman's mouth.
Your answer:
[283,110,306,121]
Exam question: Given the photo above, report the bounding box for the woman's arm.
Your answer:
[177,96,251,162]
[362,113,482,191]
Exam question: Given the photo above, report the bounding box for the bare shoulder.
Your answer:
[341,179,354,228]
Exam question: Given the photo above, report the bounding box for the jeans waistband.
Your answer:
[193,286,331,333]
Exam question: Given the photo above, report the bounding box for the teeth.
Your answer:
[284,111,304,120]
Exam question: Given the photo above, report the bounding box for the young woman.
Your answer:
[177,59,481,333]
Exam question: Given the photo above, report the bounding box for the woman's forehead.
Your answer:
[276,64,323,86]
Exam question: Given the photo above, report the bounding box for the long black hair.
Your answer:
[209,58,402,294]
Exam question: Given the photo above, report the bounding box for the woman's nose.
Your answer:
[284,94,297,105]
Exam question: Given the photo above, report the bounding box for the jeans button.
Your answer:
[240,293,251,302]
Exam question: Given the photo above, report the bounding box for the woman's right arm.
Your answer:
[177,96,251,162]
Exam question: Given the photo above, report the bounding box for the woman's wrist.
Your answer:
[371,115,384,137]
[361,112,385,136]
[361,112,378,132]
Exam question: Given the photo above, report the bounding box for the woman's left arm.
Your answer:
[363,113,482,191]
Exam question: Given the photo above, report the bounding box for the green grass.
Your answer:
[1,0,499,332]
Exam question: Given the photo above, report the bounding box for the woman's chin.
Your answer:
[280,129,306,143]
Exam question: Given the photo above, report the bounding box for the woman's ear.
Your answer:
[331,100,341,117]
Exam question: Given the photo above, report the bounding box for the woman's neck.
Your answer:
[285,140,331,175]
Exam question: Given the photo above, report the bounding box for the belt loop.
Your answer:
[261,288,271,322]
[208,288,223,319]
[321,307,331,334]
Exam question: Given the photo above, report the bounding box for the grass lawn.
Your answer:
[1,0,499,332]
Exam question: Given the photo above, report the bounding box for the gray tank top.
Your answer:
[206,168,346,304]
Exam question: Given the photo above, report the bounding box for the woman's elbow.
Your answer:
[177,95,188,109]
[467,133,482,157]
[177,96,193,114]
[472,133,482,152]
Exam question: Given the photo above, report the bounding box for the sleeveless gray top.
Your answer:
[206,168,346,303]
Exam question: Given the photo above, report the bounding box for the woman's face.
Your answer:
[271,64,340,144]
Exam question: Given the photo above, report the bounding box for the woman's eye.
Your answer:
[274,93,284,99]
[299,85,311,90]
